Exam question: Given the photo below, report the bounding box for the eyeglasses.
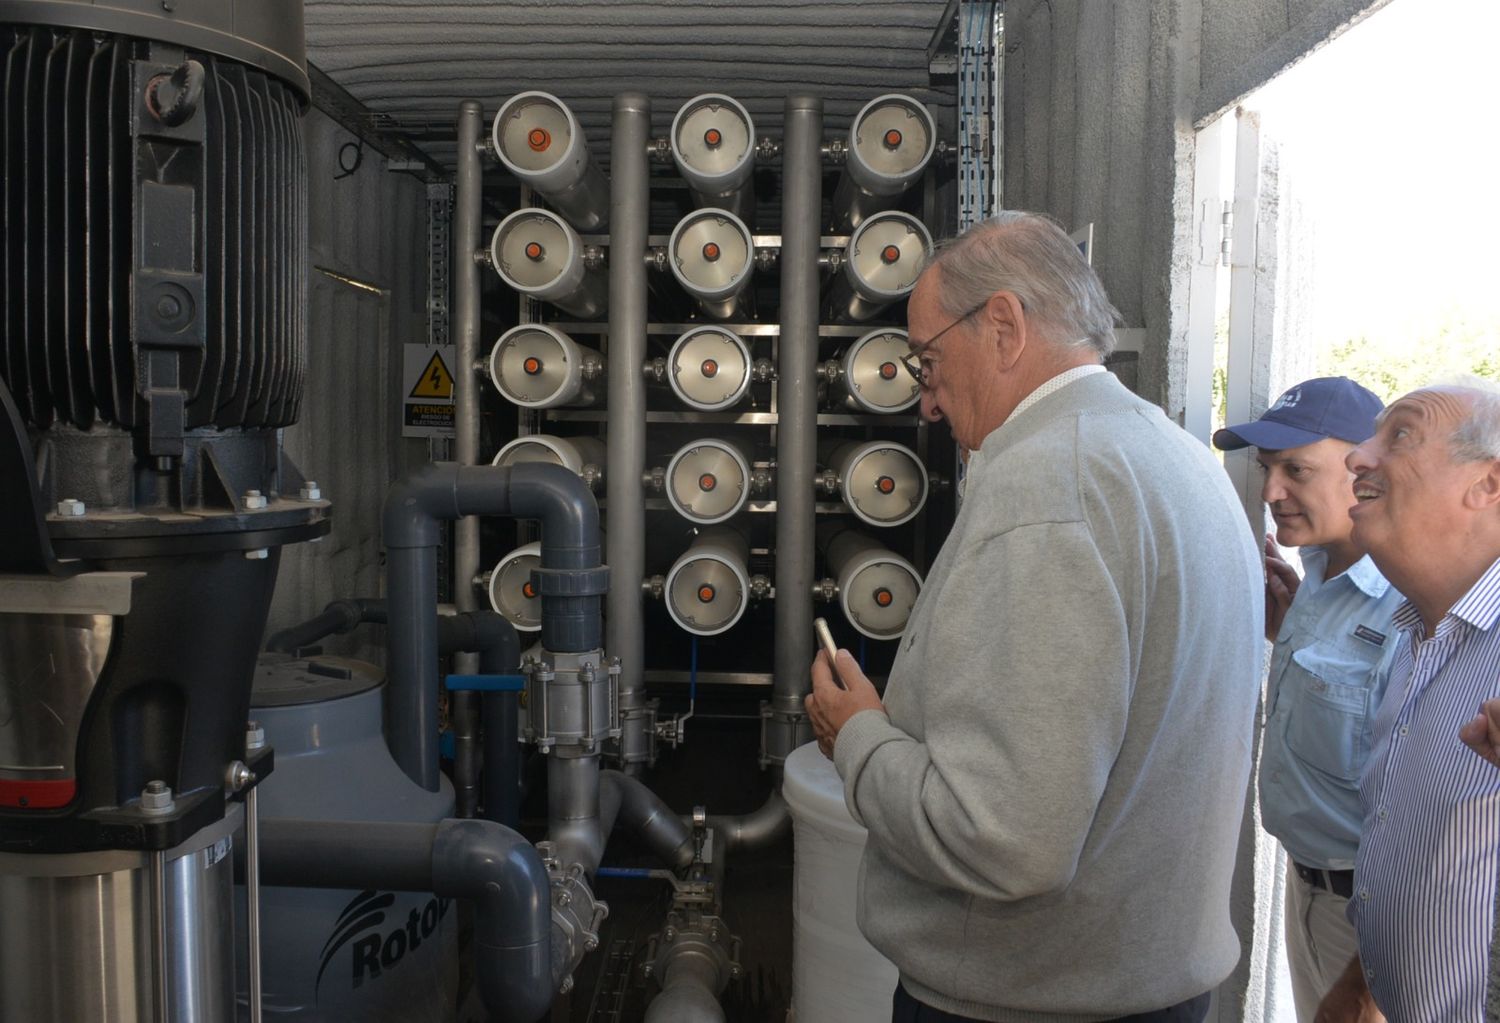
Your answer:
[899,299,988,388]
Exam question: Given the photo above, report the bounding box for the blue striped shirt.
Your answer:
[1351,555,1500,1021]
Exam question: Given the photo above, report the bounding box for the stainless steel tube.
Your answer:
[547,753,606,874]
[768,95,823,766]
[645,948,729,1023]
[454,99,486,815]
[152,848,169,1022]
[245,786,263,1023]
[705,788,790,853]
[607,92,652,770]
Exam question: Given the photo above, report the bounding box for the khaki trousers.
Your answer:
[1284,856,1361,1022]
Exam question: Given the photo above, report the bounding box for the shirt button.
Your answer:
[1399,725,1409,736]
[1366,968,1376,980]
[1360,889,1370,901]
[1378,808,1388,821]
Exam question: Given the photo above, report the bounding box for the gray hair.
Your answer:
[1441,375,1500,462]
[927,211,1122,358]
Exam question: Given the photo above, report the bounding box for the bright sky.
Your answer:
[1242,0,1500,347]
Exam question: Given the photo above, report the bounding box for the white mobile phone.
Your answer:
[813,617,846,689]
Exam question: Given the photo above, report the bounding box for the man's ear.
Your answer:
[984,290,1027,371]
[1464,457,1500,513]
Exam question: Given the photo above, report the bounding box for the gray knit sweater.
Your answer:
[834,372,1264,1022]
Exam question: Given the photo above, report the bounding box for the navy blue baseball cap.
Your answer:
[1213,376,1384,452]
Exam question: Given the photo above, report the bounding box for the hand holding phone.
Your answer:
[814,617,847,690]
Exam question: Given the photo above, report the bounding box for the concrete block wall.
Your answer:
[1000,0,1389,417]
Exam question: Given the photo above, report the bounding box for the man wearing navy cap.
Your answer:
[1214,376,1400,1022]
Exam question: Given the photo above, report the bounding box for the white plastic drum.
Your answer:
[668,327,752,411]
[492,434,605,489]
[488,542,542,632]
[824,440,929,528]
[666,439,752,525]
[664,528,750,636]
[488,324,600,408]
[840,329,919,414]
[783,741,899,1023]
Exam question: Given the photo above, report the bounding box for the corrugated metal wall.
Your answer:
[266,106,431,664]
[304,0,956,165]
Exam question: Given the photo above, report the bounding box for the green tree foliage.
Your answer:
[1317,311,1500,402]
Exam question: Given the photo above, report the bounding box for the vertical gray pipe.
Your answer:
[453,100,486,814]
[769,95,823,764]
[387,543,441,790]
[607,93,651,769]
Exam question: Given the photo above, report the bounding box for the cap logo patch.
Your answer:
[1271,388,1302,412]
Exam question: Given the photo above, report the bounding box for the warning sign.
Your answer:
[410,350,454,399]
[402,344,457,438]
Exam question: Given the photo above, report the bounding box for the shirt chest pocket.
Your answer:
[1283,645,1378,782]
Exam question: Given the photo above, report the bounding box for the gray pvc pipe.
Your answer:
[263,597,387,653]
[770,95,823,764]
[251,817,552,1023]
[607,92,651,770]
[384,461,604,790]
[453,100,486,818]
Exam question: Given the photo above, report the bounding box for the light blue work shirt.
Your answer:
[1258,547,1404,870]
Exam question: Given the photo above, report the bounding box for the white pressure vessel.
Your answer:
[490,91,608,232]
[668,326,753,411]
[665,439,752,525]
[488,324,602,408]
[492,434,605,490]
[664,527,751,636]
[488,207,606,319]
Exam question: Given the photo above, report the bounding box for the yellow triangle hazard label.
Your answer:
[410,351,454,399]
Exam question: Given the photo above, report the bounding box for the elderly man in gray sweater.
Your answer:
[806,212,1264,1023]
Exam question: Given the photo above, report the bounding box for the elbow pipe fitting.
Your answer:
[438,610,522,672]
[602,770,695,871]
[249,817,554,1023]
[433,818,554,1023]
[704,790,790,854]
[384,461,603,564]
[264,597,387,653]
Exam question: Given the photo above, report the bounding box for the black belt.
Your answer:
[1293,861,1355,898]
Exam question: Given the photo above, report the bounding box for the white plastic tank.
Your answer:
[782,741,898,1022]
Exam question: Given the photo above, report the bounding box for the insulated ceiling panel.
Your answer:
[304,0,956,167]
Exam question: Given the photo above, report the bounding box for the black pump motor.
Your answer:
[0,0,325,853]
